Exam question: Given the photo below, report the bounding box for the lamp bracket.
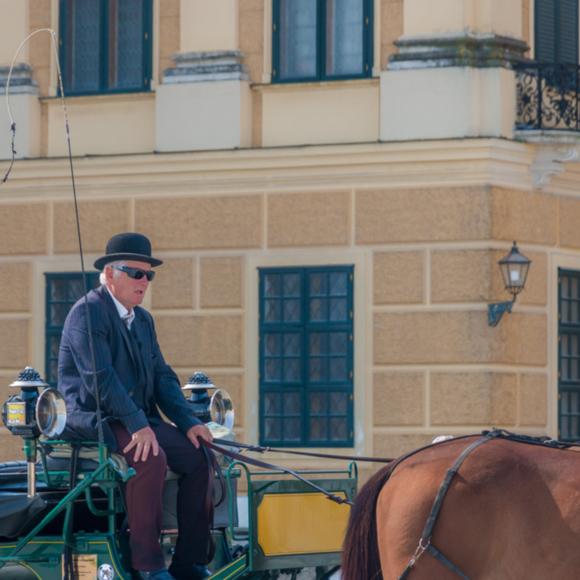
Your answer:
[488,300,514,327]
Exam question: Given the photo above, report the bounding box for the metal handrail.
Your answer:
[514,61,580,132]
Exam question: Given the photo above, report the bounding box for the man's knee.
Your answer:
[135,447,168,477]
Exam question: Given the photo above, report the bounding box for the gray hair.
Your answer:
[99,260,128,285]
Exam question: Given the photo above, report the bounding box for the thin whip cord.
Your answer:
[2,29,105,448]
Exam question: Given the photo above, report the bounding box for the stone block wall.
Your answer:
[0,180,557,464]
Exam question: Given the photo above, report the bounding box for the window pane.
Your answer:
[265,299,281,322]
[67,278,85,300]
[50,304,71,326]
[283,273,301,297]
[49,335,61,358]
[310,417,327,440]
[265,334,281,356]
[309,358,324,382]
[329,297,347,321]
[283,333,300,356]
[279,0,317,79]
[110,0,145,90]
[265,274,281,297]
[310,392,327,415]
[68,0,101,92]
[310,273,327,296]
[329,272,348,296]
[49,279,69,301]
[310,298,326,321]
[330,392,348,414]
[310,333,326,355]
[265,359,282,382]
[48,359,59,385]
[284,358,300,382]
[283,418,301,441]
[284,392,301,415]
[264,392,281,415]
[284,299,301,322]
[265,418,282,441]
[329,332,347,355]
[329,417,348,441]
[329,357,347,381]
[325,0,364,76]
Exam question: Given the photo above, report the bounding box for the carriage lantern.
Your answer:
[488,241,532,327]
[182,371,235,439]
[1,367,66,497]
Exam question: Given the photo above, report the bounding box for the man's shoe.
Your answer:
[168,563,211,580]
[138,568,175,580]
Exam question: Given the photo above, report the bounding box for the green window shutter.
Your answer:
[558,0,579,64]
[535,0,579,63]
[259,266,354,447]
[45,272,99,386]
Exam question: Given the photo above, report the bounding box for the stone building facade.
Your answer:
[0,0,575,479]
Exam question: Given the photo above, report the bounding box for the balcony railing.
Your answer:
[515,62,580,132]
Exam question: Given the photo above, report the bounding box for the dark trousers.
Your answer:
[110,422,212,572]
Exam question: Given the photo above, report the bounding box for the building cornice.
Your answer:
[1,138,577,200]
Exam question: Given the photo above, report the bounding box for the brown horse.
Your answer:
[342,433,580,580]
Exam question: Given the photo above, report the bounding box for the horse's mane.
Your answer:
[341,462,396,580]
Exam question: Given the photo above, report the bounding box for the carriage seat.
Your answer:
[44,443,180,482]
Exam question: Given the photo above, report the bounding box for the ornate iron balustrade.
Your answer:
[515,62,580,131]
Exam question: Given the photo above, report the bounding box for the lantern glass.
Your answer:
[499,242,531,297]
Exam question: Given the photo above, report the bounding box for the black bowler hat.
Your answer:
[94,232,163,270]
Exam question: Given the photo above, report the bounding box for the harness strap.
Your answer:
[202,440,353,506]
[216,439,395,463]
[398,434,495,580]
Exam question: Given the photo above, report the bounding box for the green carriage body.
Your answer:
[0,441,357,579]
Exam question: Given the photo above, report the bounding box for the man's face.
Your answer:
[106,260,152,310]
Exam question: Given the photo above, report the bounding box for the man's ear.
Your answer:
[105,266,113,282]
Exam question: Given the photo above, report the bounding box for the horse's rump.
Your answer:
[343,435,580,580]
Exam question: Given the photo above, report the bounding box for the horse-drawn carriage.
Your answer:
[0,367,356,579]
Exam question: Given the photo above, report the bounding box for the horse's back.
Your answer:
[376,437,580,579]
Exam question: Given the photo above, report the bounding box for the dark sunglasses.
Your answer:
[112,265,156,281]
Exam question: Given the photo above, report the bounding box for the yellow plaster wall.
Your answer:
[45,93,155,157]
[261,81,379,147]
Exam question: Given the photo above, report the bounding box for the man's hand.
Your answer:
[123,426,159,462]
[186,424,213,449]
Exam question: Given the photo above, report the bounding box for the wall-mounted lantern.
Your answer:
[488,241,532,327]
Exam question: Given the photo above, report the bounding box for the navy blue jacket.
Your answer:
[57,285,199,449]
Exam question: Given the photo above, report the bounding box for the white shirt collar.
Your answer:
[104,285,135,328]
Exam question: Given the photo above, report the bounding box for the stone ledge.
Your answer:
[0,63,38,95]
[389,33,528,70]
[162,50,249,84]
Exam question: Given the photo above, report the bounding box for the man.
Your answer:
[58,232,213,580]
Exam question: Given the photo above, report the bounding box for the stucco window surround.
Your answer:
[246,250,370,453]
[550,253,580,441]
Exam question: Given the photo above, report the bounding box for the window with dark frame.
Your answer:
[45,272,99,387]
[59,0,152,95]
[272,0,373,83]
[259,266,354,447]
[535,0,578,63]
[558,268,580,440]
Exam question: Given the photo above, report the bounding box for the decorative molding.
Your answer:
[0,63,38,95]
[161,50,249,84]
[389,33,528,71]
[529,144,580,188]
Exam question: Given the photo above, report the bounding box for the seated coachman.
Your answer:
[57,232,213,580]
